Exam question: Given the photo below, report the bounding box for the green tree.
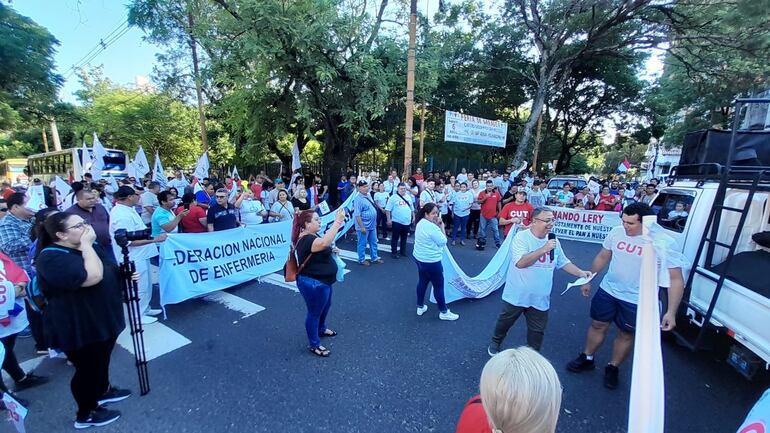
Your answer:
[0,4,63,130]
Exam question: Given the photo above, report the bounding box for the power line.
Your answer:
[63,19,131,79]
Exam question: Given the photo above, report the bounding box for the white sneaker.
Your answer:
[439,310,459,321]
[140,315,158,325]
[146,308,163,316]
[417,305,428,316]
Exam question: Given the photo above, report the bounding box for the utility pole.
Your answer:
[403,0,417,178]
[188,8,209,153]
[419,103,426,165]
[42,127,49,153]
[50,118,62,151]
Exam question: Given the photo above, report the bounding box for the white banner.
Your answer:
[444,110,508,148]
[548,207,621,244]
[158,192,360,307]
[436,228,516,304]
[159,222,293,306]
[24,185,48,212]
[91,132,108,180]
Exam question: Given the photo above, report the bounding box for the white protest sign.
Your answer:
[547,207,621,244]
[2,392,28,433]
[444,110,508,148]
[317,201,331,215]
[24,185,47,211]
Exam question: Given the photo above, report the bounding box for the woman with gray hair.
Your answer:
[455,347,562,433]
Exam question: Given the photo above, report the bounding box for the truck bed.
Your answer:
[709,250,770,299]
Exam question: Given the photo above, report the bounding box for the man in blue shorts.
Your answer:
[566,203,686,389]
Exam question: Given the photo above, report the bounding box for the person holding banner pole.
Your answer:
[293,208,346,357]
[566,203,686,390]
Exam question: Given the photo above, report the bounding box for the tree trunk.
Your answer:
[513,80,548,166]
[188,11,209,153]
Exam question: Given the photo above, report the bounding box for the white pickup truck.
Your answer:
[653,166,770,378]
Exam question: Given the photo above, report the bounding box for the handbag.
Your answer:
[285,244,313,283]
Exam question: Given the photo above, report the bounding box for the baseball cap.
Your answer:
[357,180,368,187]
[516,187,527,193]
[115,186,138,199]
[274,178,284,184]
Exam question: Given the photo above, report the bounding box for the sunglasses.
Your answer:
[216,195,228,199]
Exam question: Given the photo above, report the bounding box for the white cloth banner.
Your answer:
[133,146,150,179]
[193,151,209,181]
[291,139,302,171]
[158,193,358,308]
[24,185,47,212]
[433,226,516,304]
[91,132,108,180]
[53,176,72,210]
[80,142,92,178]
[548,207,621,244]
[444,110,508,148]
[159,222,293,306]
[628,216,665,433]
[152,152,168,190]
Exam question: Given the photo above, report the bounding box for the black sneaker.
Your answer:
[97,386,132,405]
[567,353,596,373]
[74,407,121,429]
[487,343,500,357]
[604,364,619,389]
[14,372,48,391]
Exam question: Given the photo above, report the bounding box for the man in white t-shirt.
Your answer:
[140,181,161,225]
[419,179,437,207]
[566,202,686,390]
[488,207,590,355]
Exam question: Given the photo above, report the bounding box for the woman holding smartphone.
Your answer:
[413,203,459,321]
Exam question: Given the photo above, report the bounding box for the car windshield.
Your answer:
[652,191,695,233]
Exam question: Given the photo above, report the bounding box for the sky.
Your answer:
[13,0,161,104]
[13,0,663,106]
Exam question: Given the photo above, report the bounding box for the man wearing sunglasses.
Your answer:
[207,188,241,232]
[488,207,590,356]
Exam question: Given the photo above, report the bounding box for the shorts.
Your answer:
[590,288,637,334]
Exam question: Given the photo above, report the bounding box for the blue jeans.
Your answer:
[452,215,469,241]
[296,275,333,348]
[414,259,448,313]
[356,227,379,262]
[478,216,500,244]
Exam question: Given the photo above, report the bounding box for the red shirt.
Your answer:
[174,205,207,233]
[455,395,492,433]
[250,183,263,198]
[499,202,534,235]
[478,190,501,219]
[2,189,13,201]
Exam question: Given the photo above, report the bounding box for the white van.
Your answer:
[654,122,770,379]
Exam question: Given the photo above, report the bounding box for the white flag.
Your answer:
[80,142,92,178]
[91,132,108,180]
[127,162,137,182]
[153,152,168,190]
[232,165,240,182]
[53,176,72,210]
[291,138,302,172]
[25,185,48,212]
[193,151,209,181]
[193,181,203,194]
[133,145,150,179]
[627,215,665,433]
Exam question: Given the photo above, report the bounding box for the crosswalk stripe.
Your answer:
[203,291,265,319]
[117,322,192,361]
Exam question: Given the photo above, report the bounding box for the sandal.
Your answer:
[321,329,337,338]
[309,346,330,357]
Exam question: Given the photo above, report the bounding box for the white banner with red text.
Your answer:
[547,206,622,244]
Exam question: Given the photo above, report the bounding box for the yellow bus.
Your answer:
[27,147,129,184]
[0,158,29,185]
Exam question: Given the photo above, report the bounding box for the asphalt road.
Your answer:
[8,236,769,433]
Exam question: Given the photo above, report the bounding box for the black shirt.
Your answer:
[35,244,125,351]
[207,202,238,231]
[291,198,311,211]
[296,234,336,285]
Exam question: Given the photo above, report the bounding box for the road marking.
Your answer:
[2,355,47,383]
[203,291,265,319]
[117,322,192,361]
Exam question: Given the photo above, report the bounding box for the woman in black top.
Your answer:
[292,208,345,357]
[291,185,313,212]
[34,213,133,429]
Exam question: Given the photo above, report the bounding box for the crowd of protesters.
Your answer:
[0,163,667,431]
